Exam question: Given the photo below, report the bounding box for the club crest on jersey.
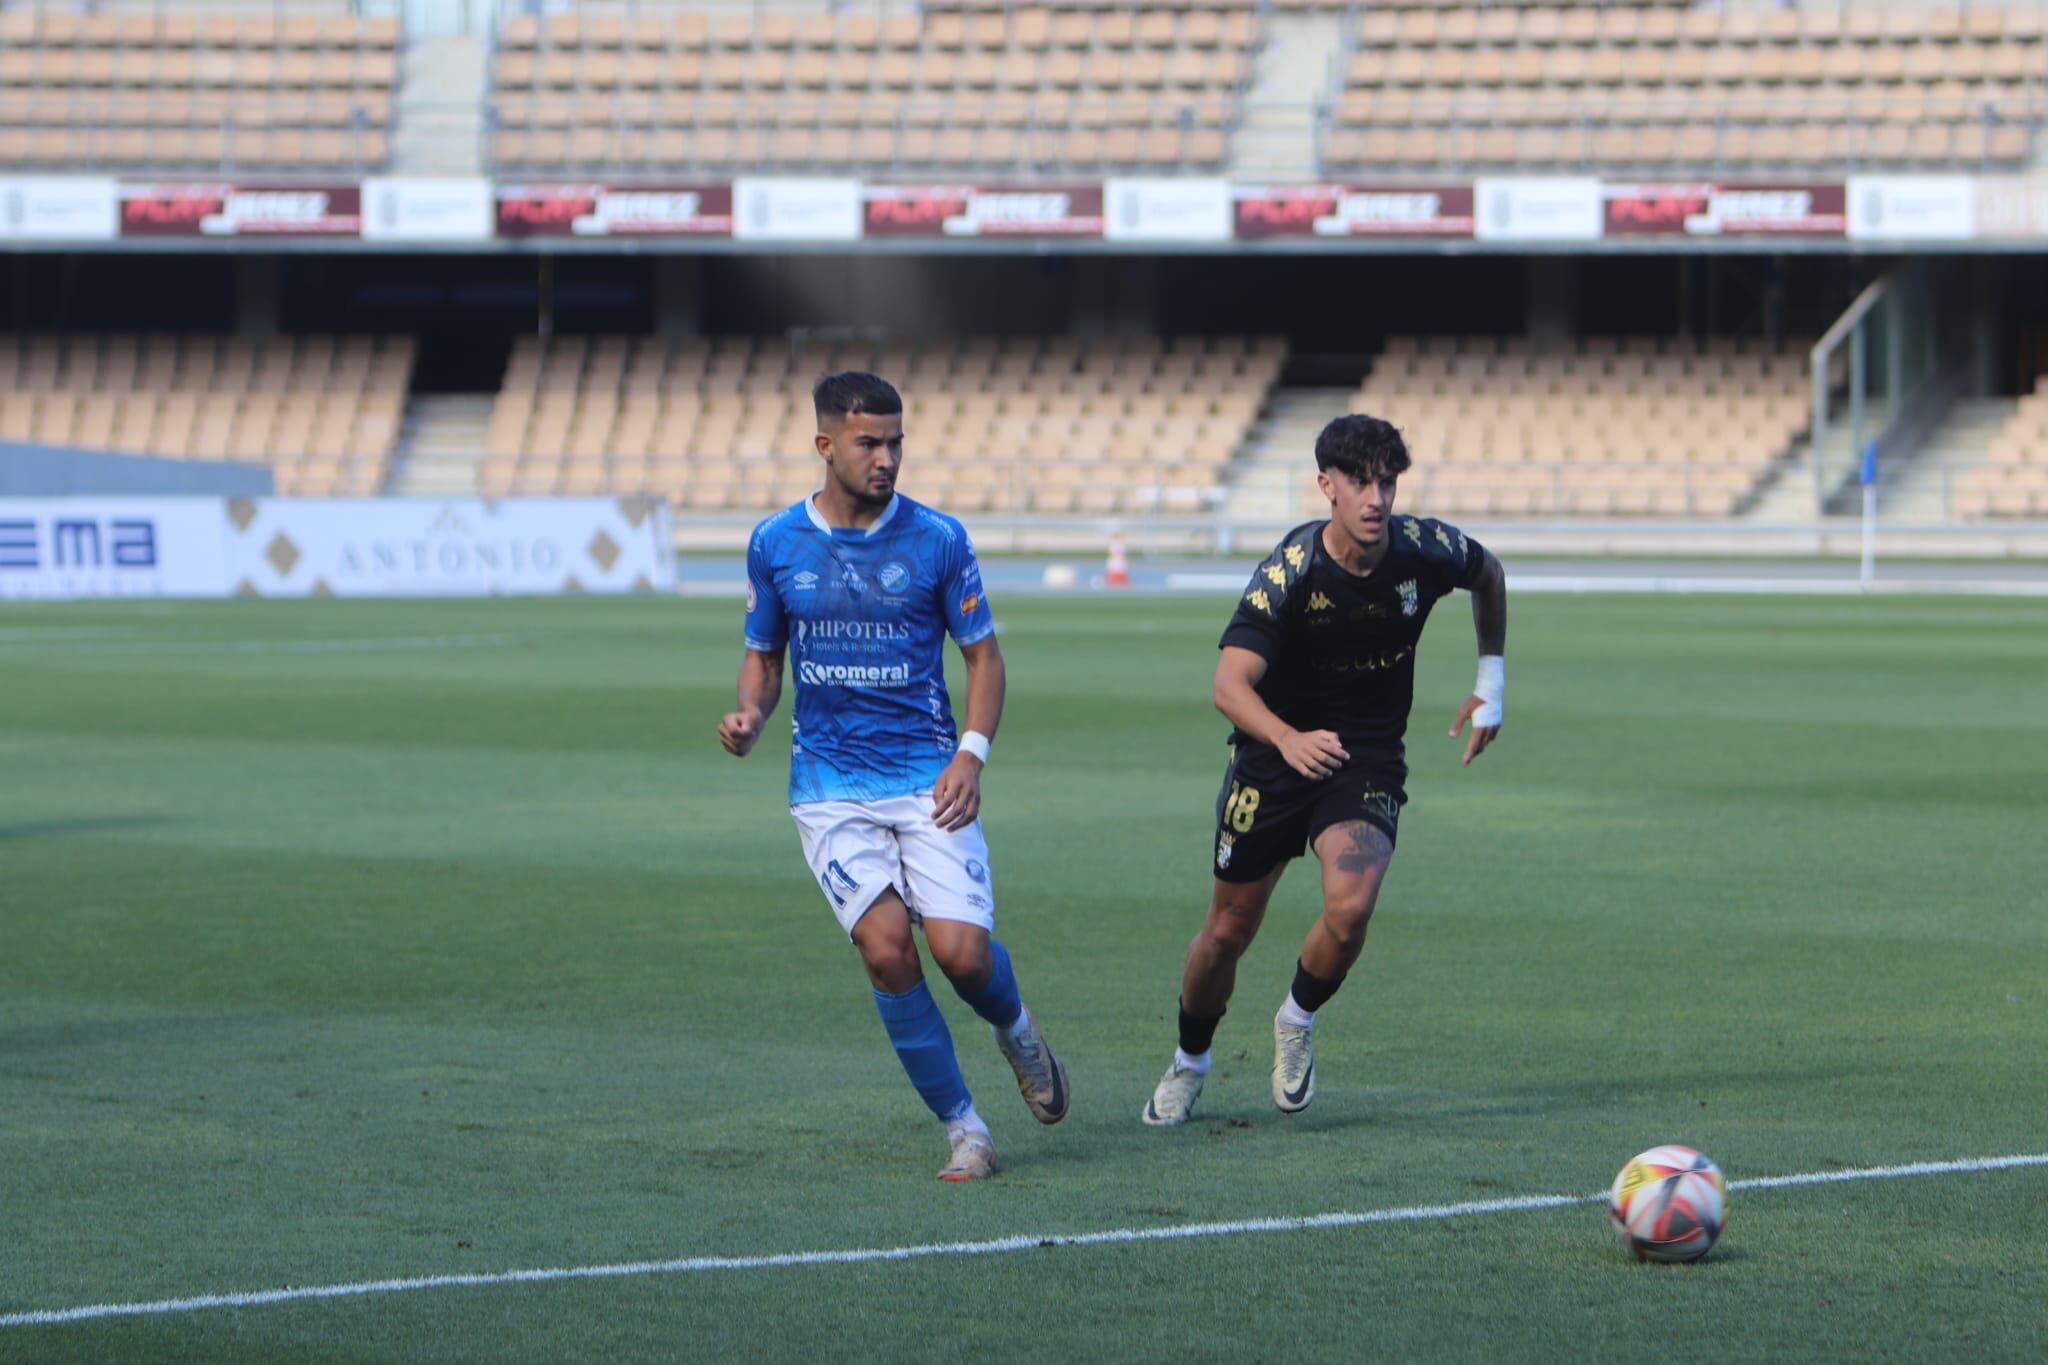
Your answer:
[879,562,910,592]
[793,570,820,591]
[1397,579,1419,616]
[1215,831,1234,869]
[965,858,988,884]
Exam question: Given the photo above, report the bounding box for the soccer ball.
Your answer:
[1608,1145,1726,1263]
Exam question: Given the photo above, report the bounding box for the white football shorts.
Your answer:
[790,793,996,937]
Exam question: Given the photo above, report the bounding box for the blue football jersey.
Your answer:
[744,493,995,804]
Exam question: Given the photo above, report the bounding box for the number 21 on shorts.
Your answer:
[1224,781,1261,833]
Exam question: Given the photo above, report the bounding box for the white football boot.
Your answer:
[994,1009,1070,1125]
[1141,1060,1207,1127]
[938,1129,1000,1182]
[1272,1015,1316,1114]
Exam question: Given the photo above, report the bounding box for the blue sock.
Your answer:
[871,981,973,1123]
[951,938,1024,1034]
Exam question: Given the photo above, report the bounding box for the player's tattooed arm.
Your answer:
[1468,547,1506,657]
[718,647,784,757]
[1450,548,1507,766]
[932,635,1004,831]
[1215,646,1349,780]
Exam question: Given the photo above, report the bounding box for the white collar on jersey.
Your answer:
[805,489,903,538]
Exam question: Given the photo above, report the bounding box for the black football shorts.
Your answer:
[1210,747,1404,883]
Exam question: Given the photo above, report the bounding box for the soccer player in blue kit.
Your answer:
[718,372,1069,1181]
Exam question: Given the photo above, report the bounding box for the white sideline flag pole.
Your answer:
[1859,440,1878,591]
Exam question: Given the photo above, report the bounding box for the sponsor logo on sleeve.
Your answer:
[959,592,981,614]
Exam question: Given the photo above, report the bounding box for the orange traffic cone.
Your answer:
[1105,532,1131,589]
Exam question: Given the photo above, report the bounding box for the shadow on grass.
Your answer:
[0,816,168,841]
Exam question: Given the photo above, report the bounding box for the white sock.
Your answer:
[945,1104,989,1141]
[1277,994,1316,1029]
[1174,1047,1211,1074]
[995,1003,1029,1043]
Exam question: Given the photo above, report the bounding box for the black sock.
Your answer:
[1177,1002,1223,1056]
[1290,960,1344,1014]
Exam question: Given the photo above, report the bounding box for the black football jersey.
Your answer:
[1219,514,1487,776]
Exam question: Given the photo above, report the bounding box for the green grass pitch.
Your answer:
[2,592,2045,1360]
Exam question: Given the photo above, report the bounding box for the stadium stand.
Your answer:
[0,333,414,495]
[1953,377,2048,517]
[1321,4,2045,173]
[487,3,1255,174]
[1332,337,1811,518]
[0,2,398,171]
[480,334,1285,513]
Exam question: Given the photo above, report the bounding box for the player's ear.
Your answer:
[1315,468,1334,504]
[814,428,833,462]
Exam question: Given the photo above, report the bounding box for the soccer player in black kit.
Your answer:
[1143,415,1509,1125]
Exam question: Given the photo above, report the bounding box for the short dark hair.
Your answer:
[1315,414,1411,482]
[813,371,903,424]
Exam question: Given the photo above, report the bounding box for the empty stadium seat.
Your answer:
[1322,4,2044,174]
[481,333,1287,515]
[0,333,414,495]
[1952,378,2048,518]
[1324,336,1810,518]
[0,2,398,171]
[488,3,1257,175]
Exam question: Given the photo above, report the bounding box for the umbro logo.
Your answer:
[792,570,820,591]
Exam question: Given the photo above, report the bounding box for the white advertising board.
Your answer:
[1846,177,1977,242]
[0,498,229,599]
[221,497,675,597]
[1473,178,1604,242]
[732,178,864,242]
[0,177,120,242]
[361,177,495,242]
[1103,178,1233,243]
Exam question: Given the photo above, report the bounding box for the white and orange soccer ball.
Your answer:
[1607,1145,1726,1263]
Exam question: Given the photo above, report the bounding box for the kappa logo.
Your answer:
[1397,579,1419,616]
[1263,562,1288,588]
[1283,543,1307,573]
[1400,518,1423,548]
[1308,591,1335,613]
[1245,587,1273,615]
[792,569,820,591]
[1433,524,1453,553]
[879,561,910,592]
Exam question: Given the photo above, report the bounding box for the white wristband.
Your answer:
[1472,655,1505,727]
[958,730,992,764]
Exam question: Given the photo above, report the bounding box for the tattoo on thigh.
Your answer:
[1332,820,1394,875]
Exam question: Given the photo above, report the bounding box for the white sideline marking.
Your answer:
[4,1153,2043,1329]
[0,633,523,657]
[1161,572,2048,597]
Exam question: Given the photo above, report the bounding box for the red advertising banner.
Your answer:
[1603,183,1846,237]
[118,184,362,237]
[1233,184,1475,239]
[863,184,1104,237]
[495,184,734,238]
